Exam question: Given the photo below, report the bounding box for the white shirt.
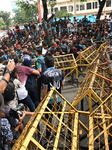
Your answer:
[13,79,28,100]
[0,64,5,69]
[42,48,47,55]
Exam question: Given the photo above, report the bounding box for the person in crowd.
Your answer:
[109,11,112,31]
[0,94,34,150]
[11,56,40,112]
[41,56,65,139]
[22,55,39,107]
[35,47,47,102]
[42,41,48,56]
[0,59,15,94]
[60,40,70,54]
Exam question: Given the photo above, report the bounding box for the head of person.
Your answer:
[0,57,5,64]
[22,46,28,52]
[36,47,42,56]
[51,42,57,48]
[45,56,54,68]
[61,40,67,45]
[16,44,21,51]
[49,48,56,56]
[22,55,32,67]
[0,51,4,57]
[8,55,19,65]
[9,46,16,55]
[42,41,48,49]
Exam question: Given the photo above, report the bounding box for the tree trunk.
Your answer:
[96,0,106,20]
[42,0,48,21]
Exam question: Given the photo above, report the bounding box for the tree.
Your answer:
[96,0,106,20]
[41,0,58,21]
[55,10,73,18]
[0,18,6,30]
[13,0,107,22]
[41,0,48,21]
[15,0,38,22]
[0,11,11,29]
[13,9,29,24]
[48,0,57,13]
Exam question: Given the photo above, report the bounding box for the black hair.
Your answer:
[45,56,54,68]
[8,55,19,64]
[50,48,56,54]
[42,41,48,46]
[56,47,61,52]
[36,47,42,55]
[0,57,5,63]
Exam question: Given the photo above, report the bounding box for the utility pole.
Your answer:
[74,0,76,17]
[37,0,42,22]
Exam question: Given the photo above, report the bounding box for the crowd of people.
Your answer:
[0,14,112,150]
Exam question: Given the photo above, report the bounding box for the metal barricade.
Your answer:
[54,53,78,79]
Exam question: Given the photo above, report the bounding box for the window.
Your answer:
[106,13,111,15]
[80,4,85,10]
[106,0,111,7]
[60,6,67,10]
[93,2,97,9]
[76,5,79,11]
[68,6,73,12]
[47,9,51,15]
[87,3,91,10]
[54,7,58,13]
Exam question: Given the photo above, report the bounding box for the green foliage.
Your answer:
[13,9,29,24]
[12,0,38,24]
[0,18,6,30]
[55,10,73,18]
[0,11,11,29]
[48,0,57,13]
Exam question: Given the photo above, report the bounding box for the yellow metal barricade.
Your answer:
[76,42,109,75]
[54,53,78,79]
[71,56,112,112]
[12,87,80,150]
[88,95,112,150]
[76,45,99,74]
[12,47,112,150]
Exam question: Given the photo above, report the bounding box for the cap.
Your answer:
[16,44,21,47]
[51,41,57,46]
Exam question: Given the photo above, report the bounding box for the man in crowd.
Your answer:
[41,56,65,139]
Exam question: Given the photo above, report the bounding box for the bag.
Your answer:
[25,74,37,89]
[36,58,47,74]
[2,79,15,102]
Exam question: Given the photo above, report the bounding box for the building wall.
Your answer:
[11,0,18,10]
[40,0,112,20]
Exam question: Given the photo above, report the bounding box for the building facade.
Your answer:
[40,0,112,19]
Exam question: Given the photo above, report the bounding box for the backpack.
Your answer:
[36,58,47,74]
[2,79,15,102]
